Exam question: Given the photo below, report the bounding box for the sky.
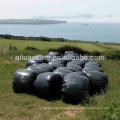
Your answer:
[0,0,120,23]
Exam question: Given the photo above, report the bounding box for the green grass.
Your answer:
[0,39,120,120]
[84,60,120,120]
[101,43,120,49]
[0,39,108,52]
[0,57,120,120]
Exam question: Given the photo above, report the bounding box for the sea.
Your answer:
[0,23,120,43]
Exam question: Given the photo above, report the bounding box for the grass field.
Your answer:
[0,39,108,52]
[0,39,120,120]
[104,43,120,49]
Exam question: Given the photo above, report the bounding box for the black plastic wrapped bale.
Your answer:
[69,53,78,57]
[30,63,40,67]
[26,55,44,67]
[81,56,93,62]
[13,69,37,93]
[84,64,101,69]
[51,59,66,65]
[66,63,83,71]
[62,73,90,103]
[26,63,55,75]
[34,72,62,99]
[67,60,85,68]
[84,65,101,69]
[46,52,60,62]
[63,55,73,63]
[64,51,79,57]
[85,61,101,67]
[64,51,75,55]
[26,60,40,68]
[37,63,55,71]
[82,67,104,74]
[49,61,65,69]
[64,52,78,60]
[48,52,60,56]
[66,66,82,72]
[85,71,108,94]
[26,66,47,75]
[64,72,86,80]
[88,61,101,66]
[53,67,73,78]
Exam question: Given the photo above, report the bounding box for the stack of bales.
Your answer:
[13,51,108,103]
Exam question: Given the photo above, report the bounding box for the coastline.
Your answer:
[0,34,120,44]
[0,19,67,24]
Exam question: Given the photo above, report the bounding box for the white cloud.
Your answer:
[0,0,120,23]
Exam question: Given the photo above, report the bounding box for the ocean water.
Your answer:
[0,23,120,43]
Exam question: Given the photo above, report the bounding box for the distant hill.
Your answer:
[0,19,67,24]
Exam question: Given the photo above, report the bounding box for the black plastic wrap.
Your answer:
[64,72,86,80]
[83,68,104,73]
[48,52,60,56]
[49,61,65,69]
[67,60,85,67]
[85,61,101,67]
[37,63,55,71]
[62,72,90,103]
[26,55,44,67]
[64,51,75,55]
[51,59,66,65]
[26,60,40,68]
[46,52,60,62]
[26,63,55,75]
[34,72,62,99]
[13,69,37,93]
[66,63,83,71]
[85,71,108,93]
[53,67,73,78]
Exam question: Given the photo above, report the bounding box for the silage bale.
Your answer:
[26,63,55,75]
[81,56,92,63]
[48,52,60,56]
[82,67,104,73]
[67,60,85,67]
[63,72,86,80]
[63,51,79,62]
[66,66,82,72]
[84,65,101,69]
[63,55,73,63]
[62,72,90,103]
[84,64,101,67]
[49,61,65,69]
[53,67,73,78]
[34,72,62,99]
[66,63,83,71]
[85,71,108,93]
[26,66,43,75]
[26,60,40,68]
[26,55,44,67]
[85,61,101,67]
[13,69,37,93]
[46,52,60,62]
[51,59,66,65]
[88,61,101,65]
[65,51,75,55]
[30,63,40,67]
[83,61,104,73]
[37,63,55,71]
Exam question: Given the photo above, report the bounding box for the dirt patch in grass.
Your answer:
[49,108,82,120]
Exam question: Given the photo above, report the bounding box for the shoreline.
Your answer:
[0,34,120,44]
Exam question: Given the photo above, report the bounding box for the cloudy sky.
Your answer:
[0,0,120,22]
